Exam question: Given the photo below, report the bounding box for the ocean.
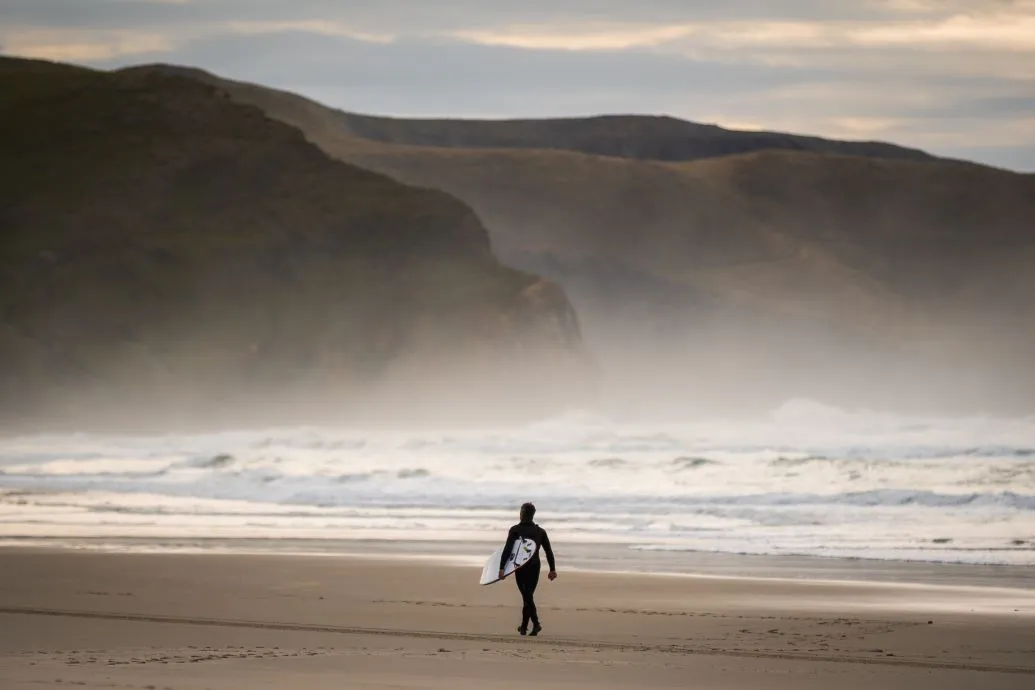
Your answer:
[1,399,1032,566]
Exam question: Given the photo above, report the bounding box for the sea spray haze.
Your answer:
[1,400,1032,565]
[196,72,1035,419]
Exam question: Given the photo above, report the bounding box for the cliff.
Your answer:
[0,58,587,430]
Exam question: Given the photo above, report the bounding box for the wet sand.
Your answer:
[1,548,1033,689]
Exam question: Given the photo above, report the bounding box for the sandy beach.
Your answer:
[0,548,1033,689]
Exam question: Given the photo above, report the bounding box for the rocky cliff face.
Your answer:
[0,58,587,430]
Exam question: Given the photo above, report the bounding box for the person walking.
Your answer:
[498,502,557,636]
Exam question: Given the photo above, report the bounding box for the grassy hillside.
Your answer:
[0,58,587,430]
[125,64,1035,415]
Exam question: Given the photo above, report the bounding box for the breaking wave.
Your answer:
[0,399,1033,565]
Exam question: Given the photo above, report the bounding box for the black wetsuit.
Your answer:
[499,520,556,631]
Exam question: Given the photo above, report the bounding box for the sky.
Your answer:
[3,0,1034,171]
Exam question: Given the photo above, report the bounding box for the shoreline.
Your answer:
[3,535,1033,591]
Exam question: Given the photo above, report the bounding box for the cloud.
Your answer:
[4,28,175,62]
[0,1,910,32]
[2,0,1033,170]
[225,20,395,43]
[452,8,1035,54]
[9,1,1031,34]
[851,13,1035,50]
[451,24,697,51]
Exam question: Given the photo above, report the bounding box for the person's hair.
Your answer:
[520,502,536,521]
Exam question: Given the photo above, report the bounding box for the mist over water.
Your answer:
[1,399,1032,566]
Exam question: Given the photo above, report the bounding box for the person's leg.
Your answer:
[514,562,540,633]
[513,571,529,633]
[524,563,541,633]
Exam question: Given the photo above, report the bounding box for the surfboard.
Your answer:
[479,536,538,585]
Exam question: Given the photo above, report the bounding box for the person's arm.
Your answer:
[498,526,518,576]
[541,528,557,575]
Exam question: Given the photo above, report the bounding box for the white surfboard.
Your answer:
[479,537,538,585]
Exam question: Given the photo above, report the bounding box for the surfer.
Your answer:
[499,502,557,636]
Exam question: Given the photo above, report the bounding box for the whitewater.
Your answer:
[1,399,1032,566]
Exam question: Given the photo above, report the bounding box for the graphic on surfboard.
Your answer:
[479,537,537,585]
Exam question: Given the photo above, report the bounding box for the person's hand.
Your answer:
[498,569,505,580]
[548,570,557,581]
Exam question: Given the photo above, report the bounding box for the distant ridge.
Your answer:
[331,112,940,164]
[115,63,939,165]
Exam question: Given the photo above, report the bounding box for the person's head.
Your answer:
[519,502,536,522]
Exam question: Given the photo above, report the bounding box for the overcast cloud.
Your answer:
[4,0,1034,170]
